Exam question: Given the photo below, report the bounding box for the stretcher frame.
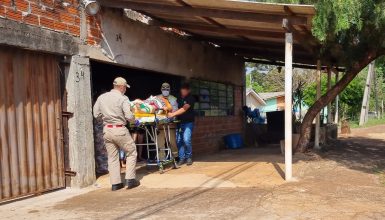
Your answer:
[133,114,178,173]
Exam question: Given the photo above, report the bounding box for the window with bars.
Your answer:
[190,79,234,117]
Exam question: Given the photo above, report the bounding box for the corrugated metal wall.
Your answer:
[0,47,65,202]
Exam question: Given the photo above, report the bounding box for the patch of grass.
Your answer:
[349,117,385,129]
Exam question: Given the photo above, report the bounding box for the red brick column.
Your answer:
[86,11,101,45]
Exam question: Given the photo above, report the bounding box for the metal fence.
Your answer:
[0,47,65,202]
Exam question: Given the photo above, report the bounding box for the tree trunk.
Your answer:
[296,52,378,152]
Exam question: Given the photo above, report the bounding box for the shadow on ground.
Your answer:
[50,125,385,220]
[321,125,385,175]
[328,137,385,171]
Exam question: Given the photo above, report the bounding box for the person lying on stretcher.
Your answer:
[130,96,173,124]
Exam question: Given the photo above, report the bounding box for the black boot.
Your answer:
[126,179,140,189]
[111,183,124,191]
[186,158,193,166]
[177,159,185,167]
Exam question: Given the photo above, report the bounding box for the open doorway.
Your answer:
[90,60,183,175]
[91,61,182,101]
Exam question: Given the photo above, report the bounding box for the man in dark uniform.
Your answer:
[168,83,195,166]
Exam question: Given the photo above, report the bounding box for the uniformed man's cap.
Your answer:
[161,82,170,90]
[113,77,130,88]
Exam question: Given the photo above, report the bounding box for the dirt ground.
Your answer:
[1,125,385,220]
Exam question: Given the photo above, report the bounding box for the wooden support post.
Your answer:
[359,62,375,126]
[315,60,321,149]
[334,71,340,124]
[284,32,293,181]
[327,68,332,124]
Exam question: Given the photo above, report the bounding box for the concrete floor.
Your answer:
[1,125,385,220]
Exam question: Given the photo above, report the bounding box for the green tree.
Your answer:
[262,68,285,92]
[300,1,385,151]
[246,63,315,94]
[245,62,269,92]
[246,63,283,93]
[246,73,264,93]
[340,76,365,120]
[302,72,365,120]
[249,0,385,151]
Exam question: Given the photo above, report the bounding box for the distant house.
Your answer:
[259,91,311,120]
[259,92,285,113]
[246,90,315,122]
[246,88,266,110]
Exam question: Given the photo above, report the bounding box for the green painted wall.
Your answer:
[261,98,278,112]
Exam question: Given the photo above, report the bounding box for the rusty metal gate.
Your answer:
[0,47,65,202]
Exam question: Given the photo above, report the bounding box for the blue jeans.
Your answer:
[176,122,194,160]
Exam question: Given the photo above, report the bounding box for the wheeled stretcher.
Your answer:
[132,113,178,173]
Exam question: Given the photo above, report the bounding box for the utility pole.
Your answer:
[359,62,375,126]
[249,73,252,88]
[327,68,332,124]
[372,67,380,119]
[314,60,321,149]
[334,71,339,124]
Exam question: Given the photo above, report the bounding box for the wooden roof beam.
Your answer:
[282,18,318,55]
[156,22,285,39]
[203,39,308,53]
[223,47,309,57]
[236,51,316,64]
[245,59,345,71]
[174,0,226,28]
[99,0,309,25]
[230,48,312,59]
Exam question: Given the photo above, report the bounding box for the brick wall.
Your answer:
[0,1,244,155]
[0,0,102,44]
[86,12,101,45]
[192,86,244,155]
[0,0,81,36]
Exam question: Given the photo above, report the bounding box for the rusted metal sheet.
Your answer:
[0,46,65,202]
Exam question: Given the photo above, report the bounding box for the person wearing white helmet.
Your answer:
[93,77,140,191]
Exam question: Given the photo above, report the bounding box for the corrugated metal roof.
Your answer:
[259,91,285,100]
[100,0,320,66]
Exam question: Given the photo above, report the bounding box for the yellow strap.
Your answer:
[134,113,166,117]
